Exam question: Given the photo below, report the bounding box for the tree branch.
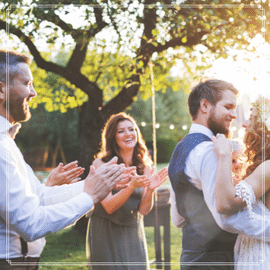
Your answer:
[155,30,209,52]
[137,0,157,66]
[0,19,103,102]
[32,7,75,35]
[66,5,108,70]
[0,19,66,73]
[102,74,140,117]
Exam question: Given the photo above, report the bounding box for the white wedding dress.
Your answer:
[233,181,270,270]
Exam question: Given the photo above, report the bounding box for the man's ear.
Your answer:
[200,98,210,114]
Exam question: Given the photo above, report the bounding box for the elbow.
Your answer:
[21,224,52,242]
[20,231,41,242]
[11,222,42,242]
[139,207,152,216]
[216,202,238,216]
[24,235,38,242]
[103,205,114,215]
[106,210,114,215]
[216,205,230,215]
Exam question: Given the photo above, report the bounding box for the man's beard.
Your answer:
[6,95,31,123]
[207,108,230,138]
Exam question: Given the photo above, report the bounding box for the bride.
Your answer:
[212,96,270,270]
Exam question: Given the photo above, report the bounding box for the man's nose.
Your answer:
[30,85,37,98]
[230,109,237,119]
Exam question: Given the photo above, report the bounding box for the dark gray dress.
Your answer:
[86,188,150,270]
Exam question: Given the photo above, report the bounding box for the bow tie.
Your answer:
[9,123,22,139]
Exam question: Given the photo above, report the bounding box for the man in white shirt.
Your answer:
[169,79,270,269]
[0,49,125,269]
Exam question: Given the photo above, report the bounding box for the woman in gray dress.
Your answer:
[86,112,168,270]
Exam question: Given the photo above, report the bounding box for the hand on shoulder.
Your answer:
[212,133,232,158]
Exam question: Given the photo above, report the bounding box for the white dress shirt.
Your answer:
[170,187,186,228]
[171,123,270,241]
[0,116,94,259]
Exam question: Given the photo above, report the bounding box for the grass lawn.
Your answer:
[39,221,182,270]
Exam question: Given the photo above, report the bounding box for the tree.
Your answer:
[1,0,269,173]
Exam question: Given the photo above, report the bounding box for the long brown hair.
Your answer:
[96,112,152,175]
[244,97,270,177]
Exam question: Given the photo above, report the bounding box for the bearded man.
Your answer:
[0,49,125,269]
[169,79,270,269]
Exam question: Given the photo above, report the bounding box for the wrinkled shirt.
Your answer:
[0,116,93,259]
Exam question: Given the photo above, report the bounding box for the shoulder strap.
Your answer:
[169,133,211,183]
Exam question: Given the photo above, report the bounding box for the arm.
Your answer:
[213,135,270,215]
[212,135,245,215]
[0,155,93,242]
[26,164,86,206]
[190,141,270,241]
[0,152,123,242]
[101,175,150,214]
[92,159,150,214]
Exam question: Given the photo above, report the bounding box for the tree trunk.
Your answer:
[78,100,106,176]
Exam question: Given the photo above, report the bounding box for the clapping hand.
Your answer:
[148,167,168,191]
[84,157,125,204]
[144,166,155,177]
[114,166,137,189]
[129,175,150,189]
[45,161,85,187]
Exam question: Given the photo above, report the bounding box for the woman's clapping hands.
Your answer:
[129,175,151,189]
[148,167,168,191]
[114,165,169,191]
[144,166,168,191]
[114,166,137,189]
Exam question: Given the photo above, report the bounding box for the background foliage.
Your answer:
[1,0,269,172]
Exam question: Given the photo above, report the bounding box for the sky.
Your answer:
[205,43,270,103]
[171,34,270,103]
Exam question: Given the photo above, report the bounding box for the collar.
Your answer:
[0,115,12,134]
[189,123,214,139]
